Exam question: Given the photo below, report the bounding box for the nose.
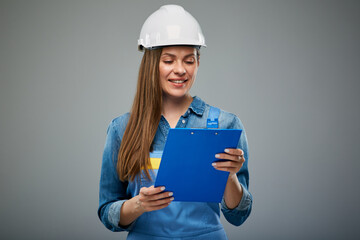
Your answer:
[173,62,186,75]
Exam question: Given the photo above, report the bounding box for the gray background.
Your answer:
[1,0,359,239]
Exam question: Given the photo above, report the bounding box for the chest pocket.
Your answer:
[140,151,163,187]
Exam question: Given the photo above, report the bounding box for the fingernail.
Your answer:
[215,154,220,158]
[212,162,216,166]
[225,149,230,153]
[161,187,165,191]
[170,197,174,201]
[169,192,173,196]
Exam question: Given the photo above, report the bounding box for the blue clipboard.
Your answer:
[154,128,242,203]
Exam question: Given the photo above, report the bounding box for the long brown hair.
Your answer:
[117,48,163,182]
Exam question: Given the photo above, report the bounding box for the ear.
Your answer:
[197,56,200,67]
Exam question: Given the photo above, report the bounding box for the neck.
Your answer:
[162,94,193,115]
[162,94,193,125]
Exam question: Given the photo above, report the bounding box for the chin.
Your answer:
[164,91,189,99]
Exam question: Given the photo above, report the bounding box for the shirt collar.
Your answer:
[188,96,205,116]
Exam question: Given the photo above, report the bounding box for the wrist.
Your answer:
[119,196,144,227]
[231,174,243,195]
[132,196,145,215]
[228,172,237,180]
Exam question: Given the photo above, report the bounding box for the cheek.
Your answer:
[159,64,172,77]
[188,67,198,79]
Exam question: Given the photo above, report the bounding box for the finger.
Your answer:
[212,160,242,168]
[224,148,244,157]
[144,201,173,212]
[215,153,240,162]
[140,186,166,196]
[148,197,174,207]
[214,166,238,173]
[142,197,174,211]
[139,191,173,202]
[213,161,239,171]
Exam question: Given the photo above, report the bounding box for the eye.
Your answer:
[185,58,195,65]
[163,60,173,64]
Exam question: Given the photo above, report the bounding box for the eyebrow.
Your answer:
[161,53,196,58]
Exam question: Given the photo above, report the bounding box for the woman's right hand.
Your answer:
[136,186,174,213]
[119,186,173,227]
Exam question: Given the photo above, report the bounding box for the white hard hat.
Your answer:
[138,5,206,51]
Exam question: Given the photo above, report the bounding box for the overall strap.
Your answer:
[207,106,220,128]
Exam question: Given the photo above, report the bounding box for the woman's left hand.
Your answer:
[212,148,245,177]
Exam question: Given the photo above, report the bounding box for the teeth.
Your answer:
[170,80,186,83]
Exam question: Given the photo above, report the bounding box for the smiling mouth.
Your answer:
[169,79,188,84]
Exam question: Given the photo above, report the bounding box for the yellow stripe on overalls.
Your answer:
[149,157,161,170]
[144,151,163,170]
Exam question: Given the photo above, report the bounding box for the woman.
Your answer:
[98,5,252,239]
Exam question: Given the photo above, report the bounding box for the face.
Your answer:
[159,46,199,100]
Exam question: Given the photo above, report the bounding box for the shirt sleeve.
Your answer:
[97,119,134,232]
[221,116,253,226]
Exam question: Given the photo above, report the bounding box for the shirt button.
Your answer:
[187,110,190,114]
[182,119,186,124]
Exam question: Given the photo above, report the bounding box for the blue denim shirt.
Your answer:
[98,96,252,239]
